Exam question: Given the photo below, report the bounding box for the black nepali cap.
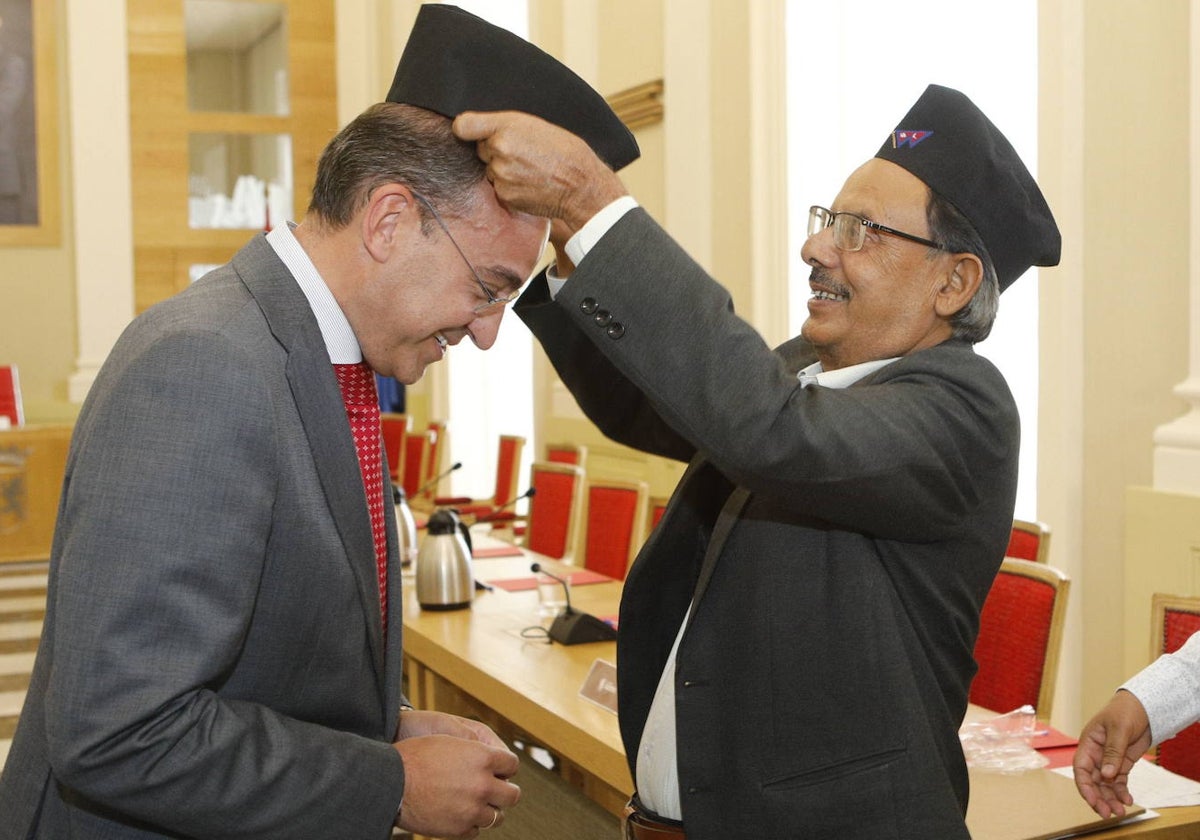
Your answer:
[875,84,1061,292]
[386,4,640,172]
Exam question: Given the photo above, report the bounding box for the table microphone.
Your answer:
[414,461,462,497]
[474,487,536,523]
[530,562,617,645]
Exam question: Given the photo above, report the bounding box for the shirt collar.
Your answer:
[265,222,362,364]
[797,356,899,390]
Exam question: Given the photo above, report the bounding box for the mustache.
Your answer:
[808,267,850,298]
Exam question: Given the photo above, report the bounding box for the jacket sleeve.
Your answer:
[516,272,697,464]
[523,209,1019,543]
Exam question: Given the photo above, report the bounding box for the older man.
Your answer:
[455,84,1060,838]
[0,7,636,839]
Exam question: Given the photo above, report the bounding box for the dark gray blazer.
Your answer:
[516,209,1019,839]
[0,235,407,839]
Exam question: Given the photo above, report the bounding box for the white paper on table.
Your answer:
[1054,758,1200,808]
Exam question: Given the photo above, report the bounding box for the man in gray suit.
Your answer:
[455,85,1061,838]
[0,7,637,838]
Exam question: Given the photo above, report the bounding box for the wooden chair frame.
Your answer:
[1148,592,1200,780]
[524,461,587,563]
[1149,592,1200,661]
[403,430,432,506]
[545,442,588,470]
[646,495,670,540]
[583,478,649,579]
[1009,518,1052,564]
[973,557,1070,722]
[426,419,448,488]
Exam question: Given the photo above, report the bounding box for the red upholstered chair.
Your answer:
[1007,518,1051,564]
[380,413,410,483]
[426,420,447,484]
[545,442,588,470]
[402,430,432,505]
[1150,593,1200,781]
[582,479,649,580]
[970,558,1070,722]
[435,434,526,521]
[0,364,23,428]
[524,461,586,561]
[646,496,669,539]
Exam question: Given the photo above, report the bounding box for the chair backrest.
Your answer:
[0,364,24,428]
[380,413,409,483]
[1150,593,1200,781]
[970,557,1070,721]
[426,420,447,484]
[402,430,431,502]
[525,461,586,561]
[492,435,526,506]
[646,495,669,538]
[545,442,588,469]
[1007,518,1051,564]
[583,478,649,580]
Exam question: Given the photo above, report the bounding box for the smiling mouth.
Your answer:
[811,288,849,303]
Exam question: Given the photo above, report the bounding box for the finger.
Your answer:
[1100,734,1130,779]
[484,805,504,831]
[485,745,521,780]
[453,111,501,142]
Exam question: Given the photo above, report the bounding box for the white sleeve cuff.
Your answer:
[563,195,640,268]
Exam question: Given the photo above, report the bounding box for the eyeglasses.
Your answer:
[807,205,946,253]
[412,192,518,315]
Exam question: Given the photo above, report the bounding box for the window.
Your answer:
[443,0,535,502]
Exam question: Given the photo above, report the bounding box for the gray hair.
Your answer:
[925,191,1000,344]
[307,102,486,229]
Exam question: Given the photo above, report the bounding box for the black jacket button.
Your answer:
[606,322,625,340]
[594,309,612,327]
[580,298,599,315]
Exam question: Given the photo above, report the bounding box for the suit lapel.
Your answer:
[689,484,750,611]
[233,237,389,689]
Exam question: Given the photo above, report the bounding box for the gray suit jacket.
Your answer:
[516,209,1019,839]
[0,235,407,839]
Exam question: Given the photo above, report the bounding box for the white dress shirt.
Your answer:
[266,223,362,362]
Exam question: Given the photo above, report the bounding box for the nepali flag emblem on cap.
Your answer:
[892,130,933,148]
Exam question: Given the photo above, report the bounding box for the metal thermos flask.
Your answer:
[416,509,474,610]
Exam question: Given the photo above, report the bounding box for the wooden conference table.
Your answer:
[401,536,631,816]
[400,530,1200,838]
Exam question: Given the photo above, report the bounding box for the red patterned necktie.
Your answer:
[334,362,388,637]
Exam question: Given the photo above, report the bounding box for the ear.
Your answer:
[361,184,418,264]
[934,252,983,319]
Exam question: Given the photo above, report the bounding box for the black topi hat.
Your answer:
[874,84,1060,292]
[386,4,640,172]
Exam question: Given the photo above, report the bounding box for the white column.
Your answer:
[748,0,789,349]
[663,0,712,272]
[1152,0,1200,494]
[65,0,134,403]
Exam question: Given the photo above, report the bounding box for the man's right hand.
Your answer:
[1072,689,1152,818]
[393,734,520,838]
[453,111,628,236]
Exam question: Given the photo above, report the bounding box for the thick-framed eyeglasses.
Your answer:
[412,192,518,315]
[807,205,946,253]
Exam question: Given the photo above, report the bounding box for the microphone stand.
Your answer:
[412,461,463,499]
[473,487,536,524]
[530,562,617,645]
